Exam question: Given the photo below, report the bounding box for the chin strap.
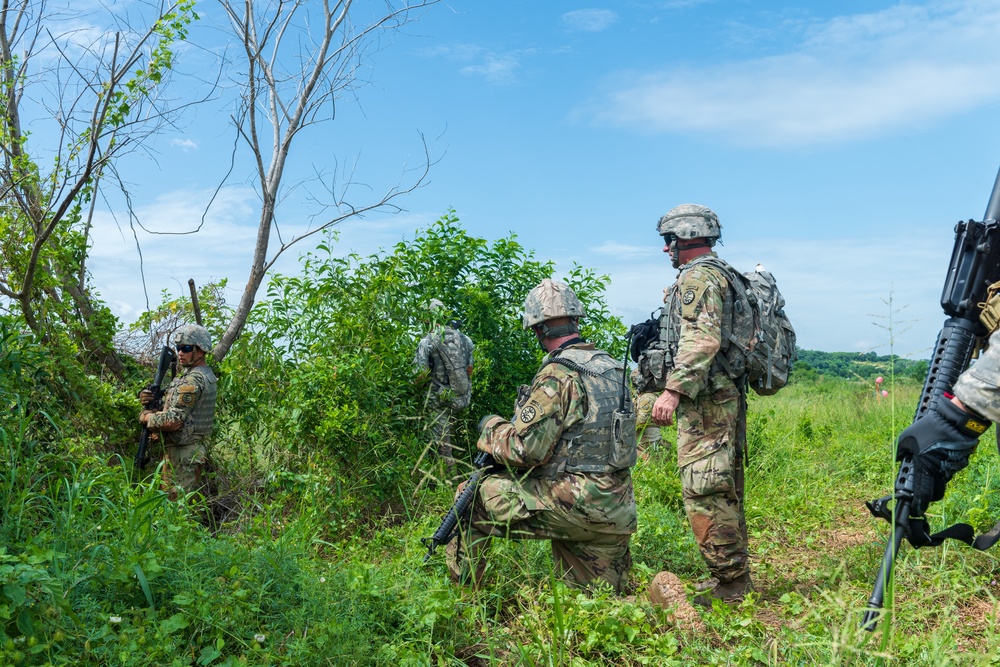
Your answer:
[536,319,579,339]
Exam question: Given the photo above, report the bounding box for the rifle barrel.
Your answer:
[862,503,909,631]
[188,279,203,326]
[984,164,1000,223]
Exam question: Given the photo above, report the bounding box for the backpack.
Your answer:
[627,310,662,363]
[434,328,472,410]
[698,257,797,396]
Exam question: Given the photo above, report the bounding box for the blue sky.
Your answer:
[81,0,1000,358]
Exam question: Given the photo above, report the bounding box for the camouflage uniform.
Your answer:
[638,252,750,584]
[954,330,1000,420]
[414,324,475,467]
[146,364,218,500]
[446,342,637,593]
[633,388,663,457]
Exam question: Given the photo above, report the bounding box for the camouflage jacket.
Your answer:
[146,364,218,447]
[476,342,636,535]
[954,329,1000,422]
[414,325,474,405]
[638,252,735,399]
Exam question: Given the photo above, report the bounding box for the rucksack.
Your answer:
[698,257,797,396]
[434,328,472,410]
[628,310,662,363]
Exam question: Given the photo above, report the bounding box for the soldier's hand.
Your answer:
[138,410,153,425]
[652,390,680,426]
[138,389,155,406]
[896,398,989,516]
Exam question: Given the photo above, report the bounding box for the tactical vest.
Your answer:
[535,347,636,475]
[188,365,218,437]
[637,255,730,391]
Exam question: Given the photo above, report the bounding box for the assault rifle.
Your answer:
[135,344,177,470]
[862,164,1000,631]
[421,450,498,562]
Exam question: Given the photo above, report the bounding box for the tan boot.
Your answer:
[647,571,705,631]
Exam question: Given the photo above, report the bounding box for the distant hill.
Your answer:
[793,348,928,383]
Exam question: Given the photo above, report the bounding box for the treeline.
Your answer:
[793,348,929,383]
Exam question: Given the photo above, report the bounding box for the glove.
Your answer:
[896,399,990,517]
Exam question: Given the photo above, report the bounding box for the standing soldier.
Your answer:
[447,279,637,592]
[139,324,218,501]
[414,299,475,474]
[636,204,753,605]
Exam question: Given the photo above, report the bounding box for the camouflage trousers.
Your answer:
[162,440,207,502]
[429,404,457,471]
[676,386,749,583]
[446,474,633,593]
[634,391,663,458]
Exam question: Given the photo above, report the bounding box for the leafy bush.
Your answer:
[217,211,624,533]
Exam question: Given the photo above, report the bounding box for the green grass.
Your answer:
[6,375,1000,665]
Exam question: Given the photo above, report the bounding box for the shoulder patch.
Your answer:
[178,384,198,405]
[519,404,538,424]
[678,274,710,320]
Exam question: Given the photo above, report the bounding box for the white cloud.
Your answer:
[460,54,522,85]
[561,9,618,32]
[585,0,1000,146]
[171,137,198,151]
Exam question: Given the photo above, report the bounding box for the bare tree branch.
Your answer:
[209,0,440,361]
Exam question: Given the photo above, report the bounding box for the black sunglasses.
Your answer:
[175,344,196,353]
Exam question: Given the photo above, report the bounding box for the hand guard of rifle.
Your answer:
[135,346,176,471]
[421,451,497,562]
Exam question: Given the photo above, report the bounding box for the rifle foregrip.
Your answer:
[915,318,979,420]
[422,470,484,561]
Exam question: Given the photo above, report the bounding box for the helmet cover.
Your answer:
[522,279,586,329]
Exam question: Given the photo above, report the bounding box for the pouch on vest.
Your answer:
[980,280,1000,333]
[637,347,670,392]
[610,408,638,470]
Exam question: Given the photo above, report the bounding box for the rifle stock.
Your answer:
[863,164,1000,630]
[421,451,496,562]
[135,345,177,470]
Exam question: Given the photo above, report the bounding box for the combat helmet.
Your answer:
[173,324,212,353]
[656,204,721,242]
[522,279,586,337]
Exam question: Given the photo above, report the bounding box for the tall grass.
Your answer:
[6,372,1000,664]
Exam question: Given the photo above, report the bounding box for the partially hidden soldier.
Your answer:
[636,204,753,605]
[632,287,674,460]
[139,324,218,501]
[414,299,475,475]
[446,279,637,592]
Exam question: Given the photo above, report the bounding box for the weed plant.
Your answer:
[9,215,1000,664]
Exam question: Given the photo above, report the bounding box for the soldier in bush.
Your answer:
[446,279,637,592]
[636,204,753,605]
[414,299,475,474]
[139,324,218,501]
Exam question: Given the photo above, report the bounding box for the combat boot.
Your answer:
[692,572,753,608]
